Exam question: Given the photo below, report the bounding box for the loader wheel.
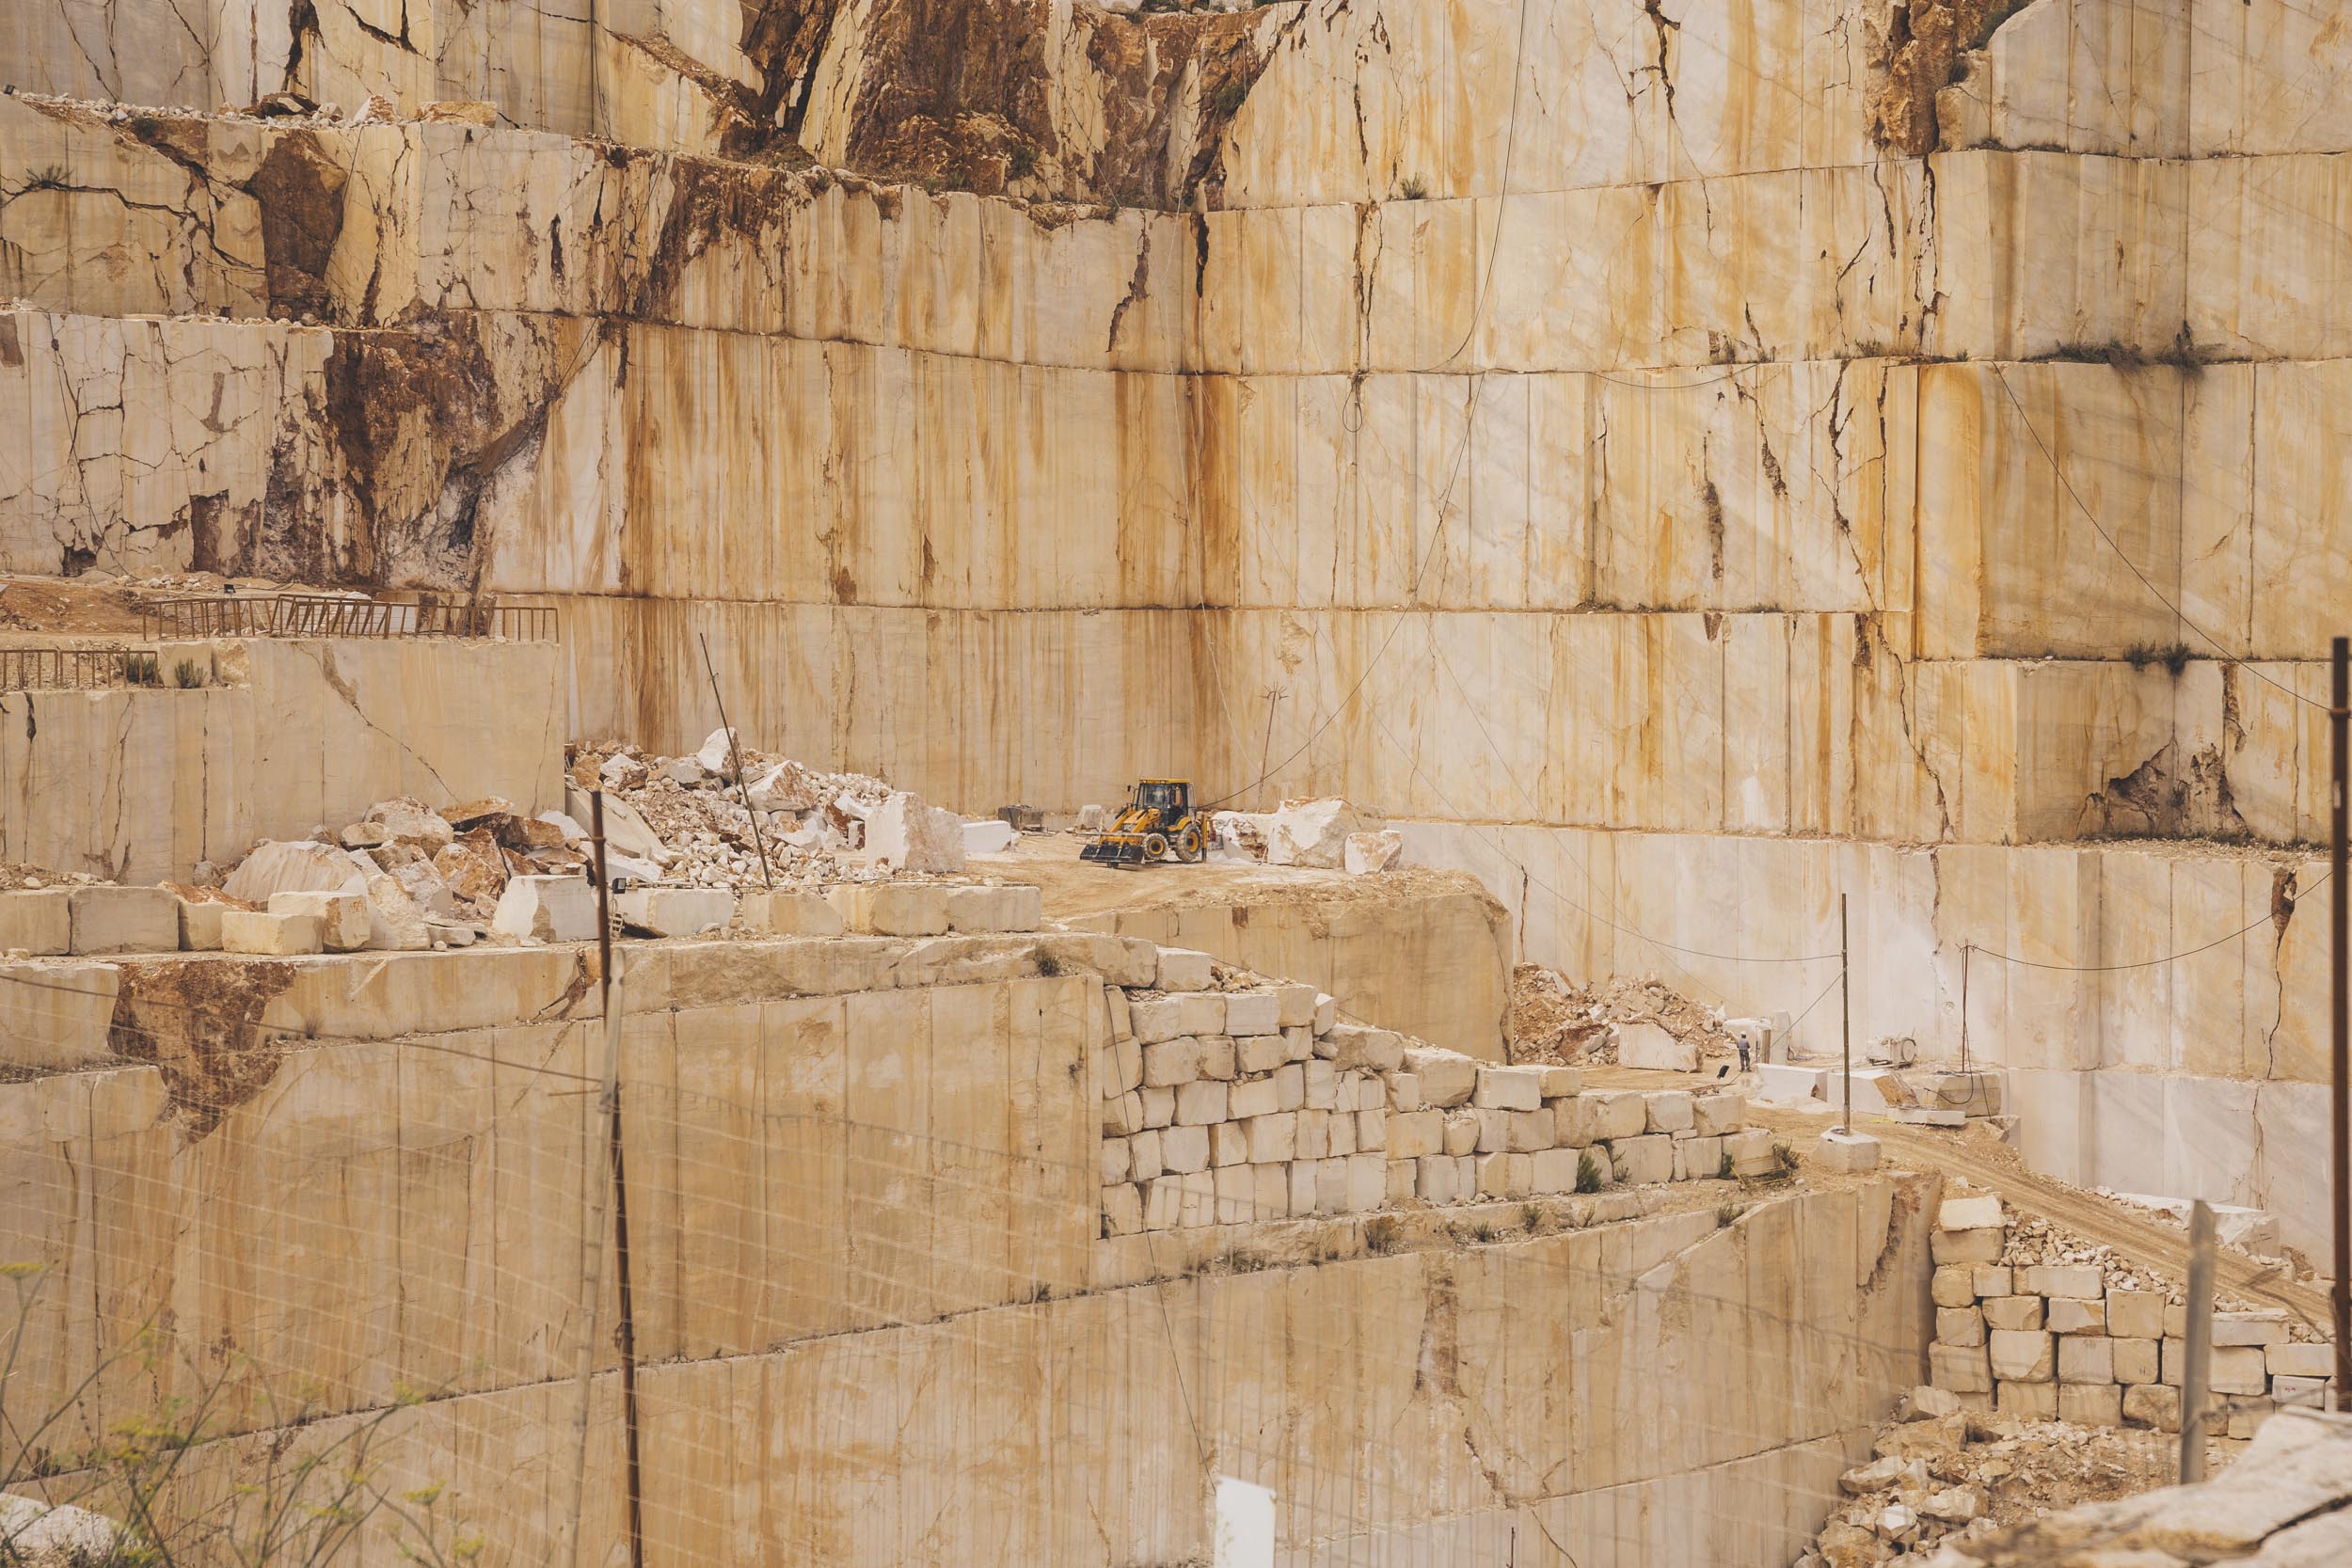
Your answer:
[1175,824,1204,863]
[1143,832,1171,862]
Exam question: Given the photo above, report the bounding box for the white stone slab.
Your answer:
[1754,1063,1825,1103]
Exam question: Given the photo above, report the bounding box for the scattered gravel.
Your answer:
[1800,1403,2210,1567]
[1506,966,1736,1067]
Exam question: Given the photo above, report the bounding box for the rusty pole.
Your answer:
[1836,893,1853,1136]
[2181,1200,2217,1481]
[563,799,617,1568]
[1960,943,1972,1076]
[2330,634,2349,1412]
[699,630,777,891]
[1258,687,1284,803]
[586,793,644,1568]
[609,1052,645,1568]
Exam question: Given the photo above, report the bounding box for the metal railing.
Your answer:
[0,647,166,691]
[137,596,558,642]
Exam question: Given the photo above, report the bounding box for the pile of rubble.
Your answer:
[567,733,965,891]
[0,860,110,893]
[175,733,987,952]
[1194,798,1403,874]
[1801,1398,2191,1567]
[1506,968,1738,1069]
[1994,1205,2314,1334]
[1914,1406,2351,1567]
[1997,1213,2175,1299]
[207,795,589,950]
[8,86,492,131]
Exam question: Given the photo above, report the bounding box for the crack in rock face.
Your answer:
[1862,0,2026,155]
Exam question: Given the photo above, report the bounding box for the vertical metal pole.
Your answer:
[699,630,776,891]
[563,795,621,1568]
[564,796,644,1568]
[1836,893,1853,1135]
[2331,634,2349,1412]
[2180,1200,2217,1482]
[1960,942,1972,1076]
[590,792,647,1568]
[1258,687,1283,800]
[610,1059,646,1568]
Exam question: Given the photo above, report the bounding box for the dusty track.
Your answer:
[1766,1107,2335,1333]
[979,832,1493,925]
[1582,1057,2336,1332]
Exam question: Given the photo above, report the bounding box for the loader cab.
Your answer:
[1134,779,1189,816]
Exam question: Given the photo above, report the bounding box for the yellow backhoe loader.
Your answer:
[1079,778,1210,867]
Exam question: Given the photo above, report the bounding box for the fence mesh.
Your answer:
[1,970,1936,1568]
[0,648,161,691]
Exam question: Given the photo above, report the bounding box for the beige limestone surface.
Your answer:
[0,637,559,883]
[1,888,1934,1567]
[7,1117,1929,1567]
[6,0,2352,1269]
[0,958,1103,1435]
[1065,888,1510,1060]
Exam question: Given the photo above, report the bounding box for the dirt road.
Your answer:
[1576,1058,2335,1331]
[978,832,1490,925]
[1763,1107,2335,1332]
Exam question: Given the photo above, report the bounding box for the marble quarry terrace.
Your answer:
[4,0,2352,1563]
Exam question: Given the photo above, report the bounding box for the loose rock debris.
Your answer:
[154,734,982,950]
[568,735,914,891]
[1799,1401,2202,1567]
[1506,966,1738,1067]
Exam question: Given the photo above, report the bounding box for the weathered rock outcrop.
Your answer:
[6,0,2352,1255]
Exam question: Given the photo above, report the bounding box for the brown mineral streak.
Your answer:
[245,131,350,318]
[107,958,301,1136]
[750,0,1272,206]
[1866,1,2026,154]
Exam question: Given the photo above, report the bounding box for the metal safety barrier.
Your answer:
[0,646,164,690]
[137,595,558,642]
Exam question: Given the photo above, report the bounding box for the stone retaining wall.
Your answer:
[1064,886,1514,1061]
[1098,950,1771,1232]
[1922,1197,2330,1436]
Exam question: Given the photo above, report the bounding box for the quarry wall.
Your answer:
[1,927,1934,1565]
[2,0,2347,1244]
[1067,885,1514,1057]
[0,637,562,882]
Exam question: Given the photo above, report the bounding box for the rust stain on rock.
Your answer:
[108,958,300,1136]
[760,0,1274,207]
[631,157,812,319]
[1864,1,2025,155]
[739,0,851,142]
[244,131,350,319]
[302,314,587,592]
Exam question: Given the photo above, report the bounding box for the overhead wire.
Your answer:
[1966,868,2330,973]
[1987,363,2331,714]
[1303,359,2336,982]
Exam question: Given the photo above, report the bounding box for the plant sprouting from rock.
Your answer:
[0,1262,487,1568]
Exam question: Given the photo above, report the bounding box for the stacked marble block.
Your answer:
[1097,949,1771,1233]
[1925,1197,2331,1433]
